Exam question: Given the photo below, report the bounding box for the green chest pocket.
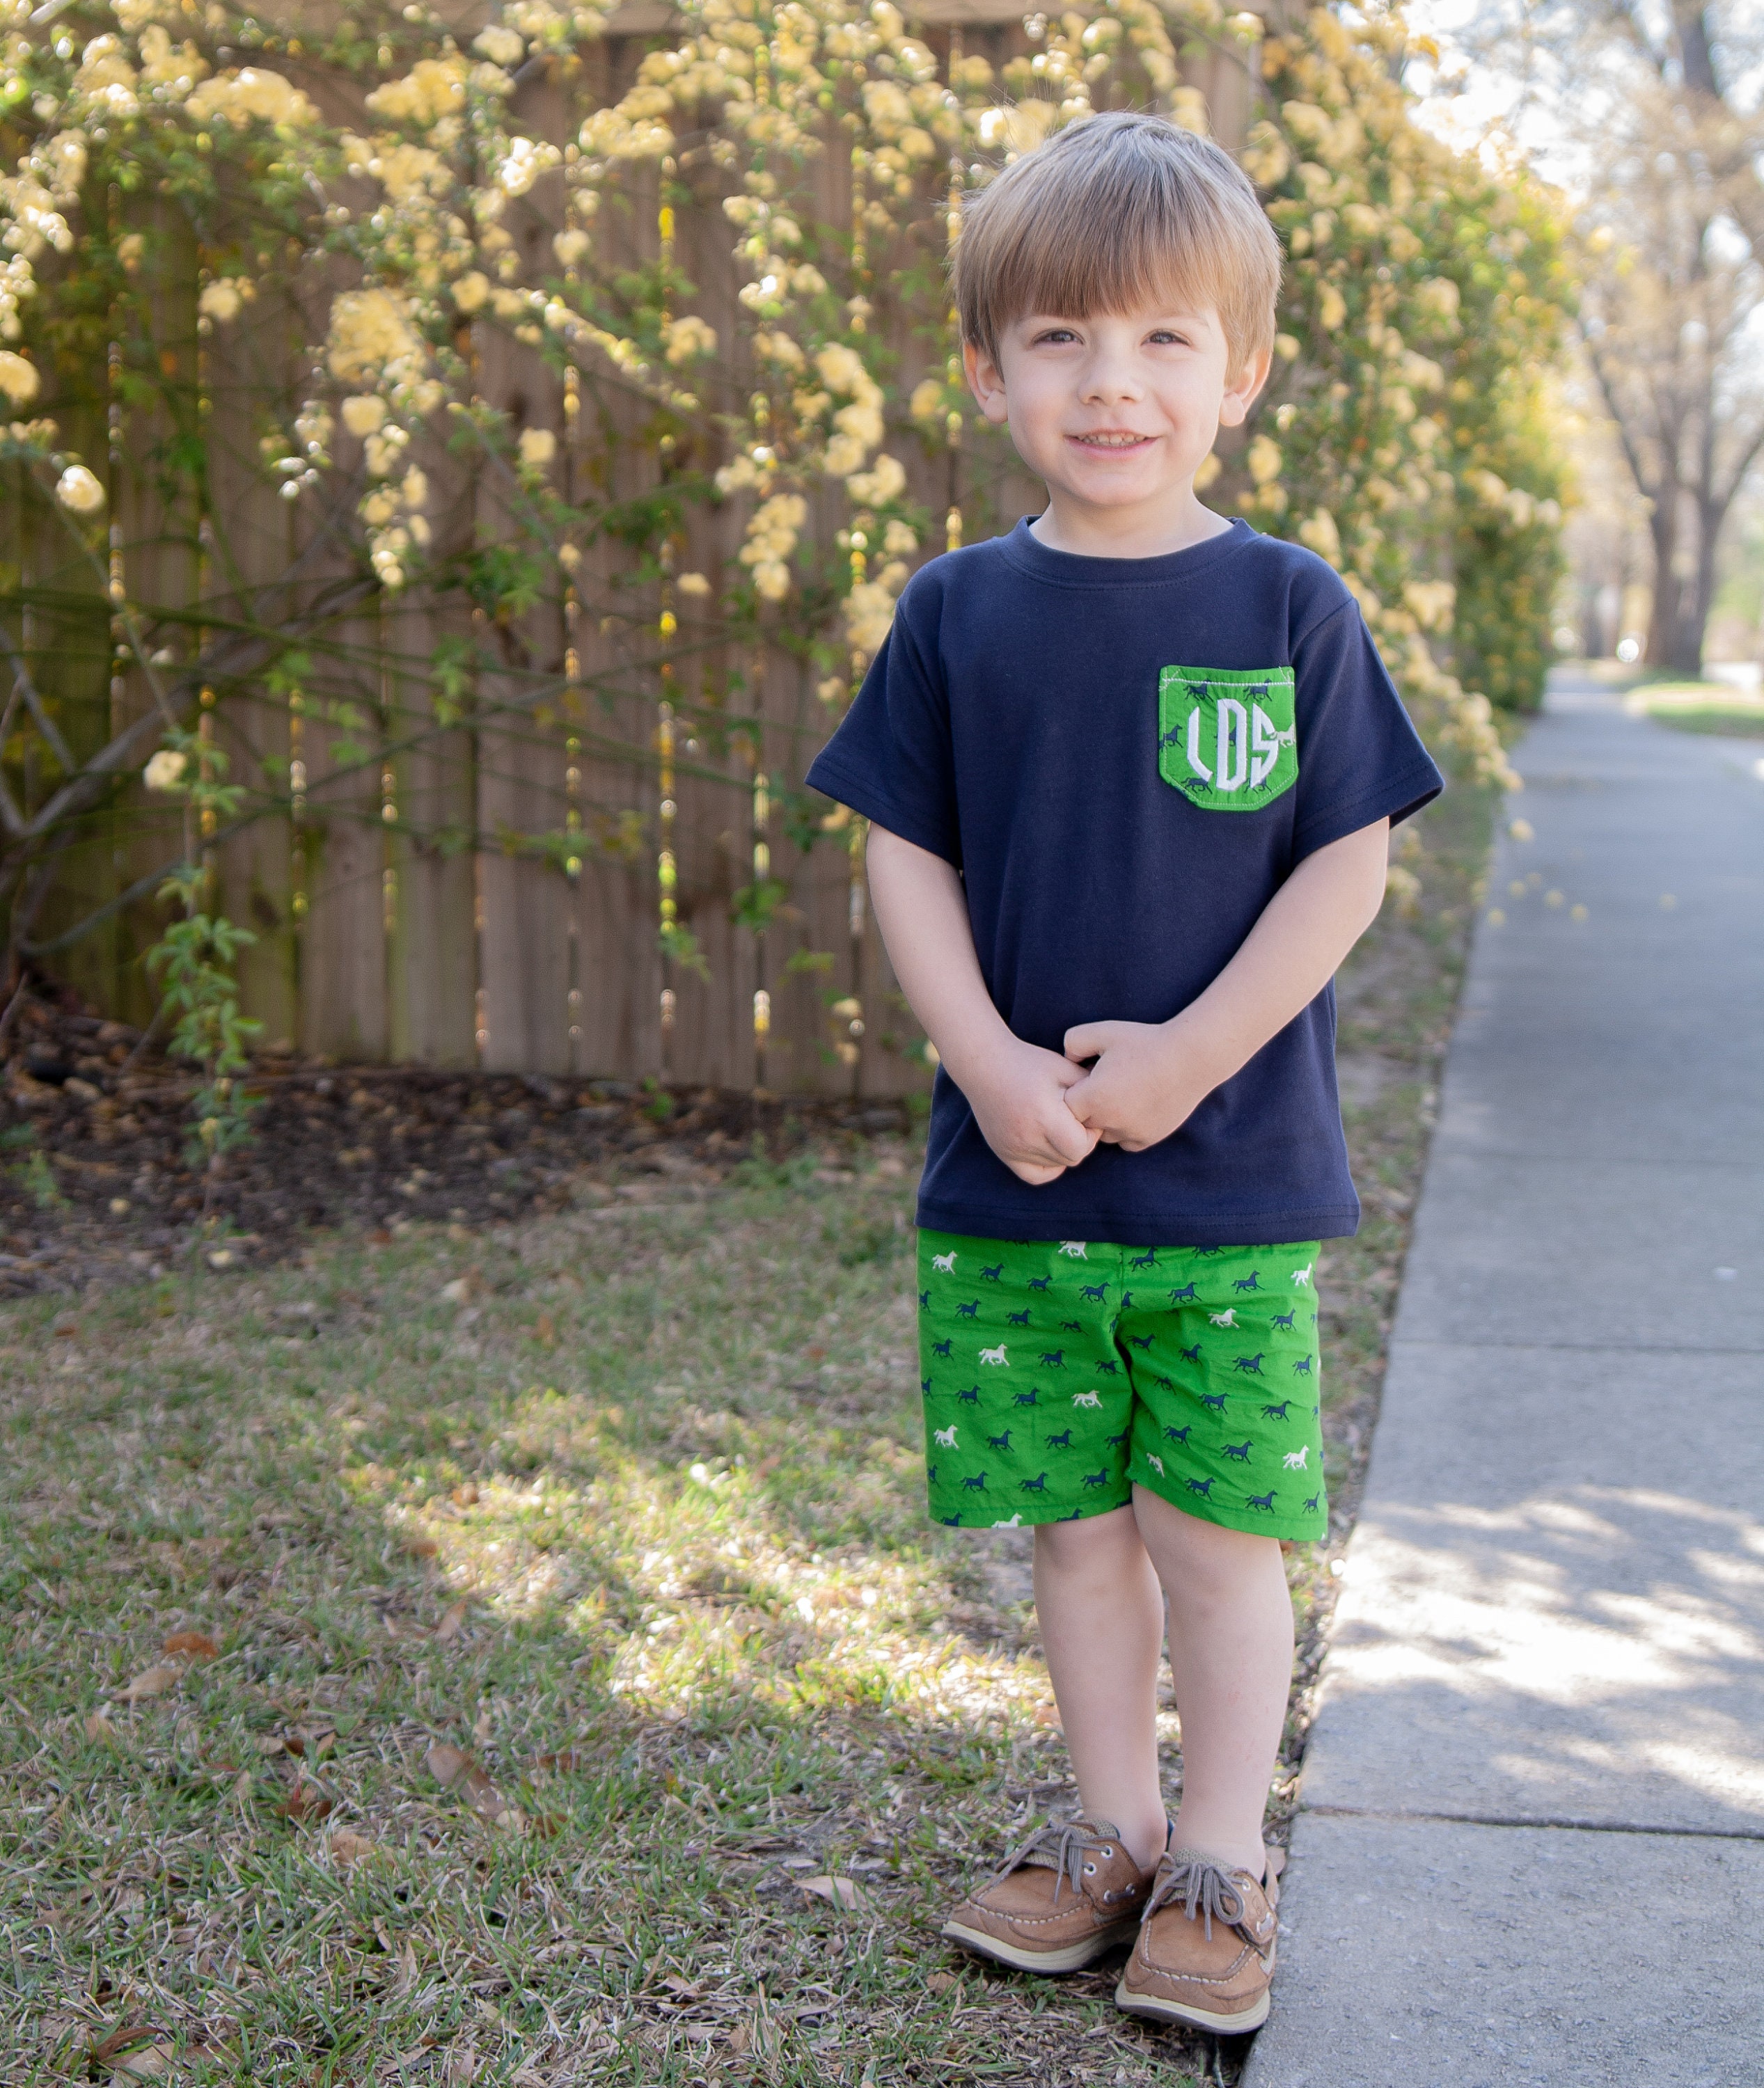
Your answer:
[1158,665,1298,812]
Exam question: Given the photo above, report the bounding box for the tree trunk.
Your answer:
[1644,499,1682,668]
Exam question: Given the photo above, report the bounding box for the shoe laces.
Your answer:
[991,1819,1121,1906]
[1144,1850,1254,1941]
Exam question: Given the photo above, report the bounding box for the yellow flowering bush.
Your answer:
[0,0,1568,1033]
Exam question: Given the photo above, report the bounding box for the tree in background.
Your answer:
[1439,0,1764,672]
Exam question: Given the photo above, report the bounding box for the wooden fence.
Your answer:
[11,1,1261,1095]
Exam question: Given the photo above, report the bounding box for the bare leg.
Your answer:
[1032,1505,1170,1871]
[1131,1485,1293,1878]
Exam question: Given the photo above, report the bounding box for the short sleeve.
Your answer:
[1290,598,1444,860]
[803,586,961,865]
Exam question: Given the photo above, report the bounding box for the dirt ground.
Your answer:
[0,988,916,1296]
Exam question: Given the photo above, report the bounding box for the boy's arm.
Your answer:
[1062,820,1391,1151]
[867,825,1098,1185]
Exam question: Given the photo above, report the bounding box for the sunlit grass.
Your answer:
[1624,681,1764,738]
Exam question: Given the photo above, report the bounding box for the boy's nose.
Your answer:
[1078,354,1145,404]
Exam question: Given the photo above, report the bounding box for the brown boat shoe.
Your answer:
[940,1818,1158,1975]
[1114,1843,1286,2034]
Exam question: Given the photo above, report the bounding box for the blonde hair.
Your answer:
[952,111,1282,379]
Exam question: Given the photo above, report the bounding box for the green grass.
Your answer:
[0,788,1498,2087]
[1623,681,1764,738]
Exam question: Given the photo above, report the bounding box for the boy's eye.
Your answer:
[1032,326,1080,345]
[1147,329,1186,346]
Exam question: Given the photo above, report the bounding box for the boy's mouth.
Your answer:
[1068,430,1156,452]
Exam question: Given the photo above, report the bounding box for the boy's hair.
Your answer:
[952,111,1282,380]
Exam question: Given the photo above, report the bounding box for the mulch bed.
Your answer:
[0,977,913,1296]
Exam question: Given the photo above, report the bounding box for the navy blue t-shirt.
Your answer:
[805,516,1444,1245]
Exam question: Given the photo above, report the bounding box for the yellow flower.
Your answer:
[472,24,526,65]
[143,748,186,792]
[1318,285,1348,332]
[845,453,906,506]
[452,272,490,313]
[1298,510,1341,563]
[55,464,105,514]
[1246,435,1282,484]
[662,315,717,365]
[198,278,251,323]
[0,350,38,406]
[677,571,711,596]
[341,395,387,437]
[327,289,421,384]
[519,427,557,469]
[184,68,316,127]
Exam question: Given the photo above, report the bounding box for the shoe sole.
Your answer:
[1113,1975,1271,2034]
[940,1916,1141,1975]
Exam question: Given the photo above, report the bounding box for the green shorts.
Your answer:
[918,1231,1327,1543]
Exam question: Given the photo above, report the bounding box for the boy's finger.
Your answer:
[1062,1022,1111,1064]
[1044,1106,1096,1164]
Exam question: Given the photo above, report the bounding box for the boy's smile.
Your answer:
[964,299,1270,560]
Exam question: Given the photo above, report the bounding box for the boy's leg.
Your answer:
[1130,1487,1292,1876]
[1032,1506,1169,1873]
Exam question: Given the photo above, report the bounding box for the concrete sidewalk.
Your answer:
[1244,679,1764,2087]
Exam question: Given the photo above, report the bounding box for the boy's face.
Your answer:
[963,294,1269,533]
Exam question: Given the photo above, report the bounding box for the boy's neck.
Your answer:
[1029,483,1234,562]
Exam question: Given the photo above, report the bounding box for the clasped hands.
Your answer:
[964,1018,1221,1187]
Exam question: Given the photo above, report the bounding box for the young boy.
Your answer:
[805,112,1442,2034]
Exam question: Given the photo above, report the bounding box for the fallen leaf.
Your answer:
[281,1780,333,1823]
[927,1971,957,1994]
[444,2050,478,2087]
[794,1874,868,1911]
[118,1665,180,1705]
[533,1311,556,1345]
[728,2024,752,2055]
[661,1975,704,2000]
[440,1274,478,1304]
[90,2027,169,2066]
[435,1600,467,1642]
[533,1748,588,1773]
[84,1710,116,1743]
[425,1739,517,1826]
[162,1630,219,1661]
[257,1735,285,1756]
[111,2044,174,2081]
[450,1482,479,1506]
[405,1535,441,1560]
[328,1826,376,1866]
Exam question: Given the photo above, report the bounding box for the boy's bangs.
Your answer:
[995,222,1221,336]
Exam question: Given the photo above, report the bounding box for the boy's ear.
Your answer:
[1218,345,1274,429]
[963,338,1012,427]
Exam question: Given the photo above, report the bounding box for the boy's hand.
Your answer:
[964,1037,1101,1185]
[1061,1020,1215,1153]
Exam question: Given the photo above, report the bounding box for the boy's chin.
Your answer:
[1044,474,1204,514]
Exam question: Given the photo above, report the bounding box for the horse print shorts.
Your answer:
[918,1231,1327,1543]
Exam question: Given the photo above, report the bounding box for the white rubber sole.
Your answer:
[1113,1974,1271,2034]
[940,1917,1140,1975]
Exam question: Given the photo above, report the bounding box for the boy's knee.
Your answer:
[1033,1503,1142,1578]
[1134,1488,1283,1577]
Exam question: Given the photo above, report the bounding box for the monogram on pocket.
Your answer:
[1157,665,1298,811]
